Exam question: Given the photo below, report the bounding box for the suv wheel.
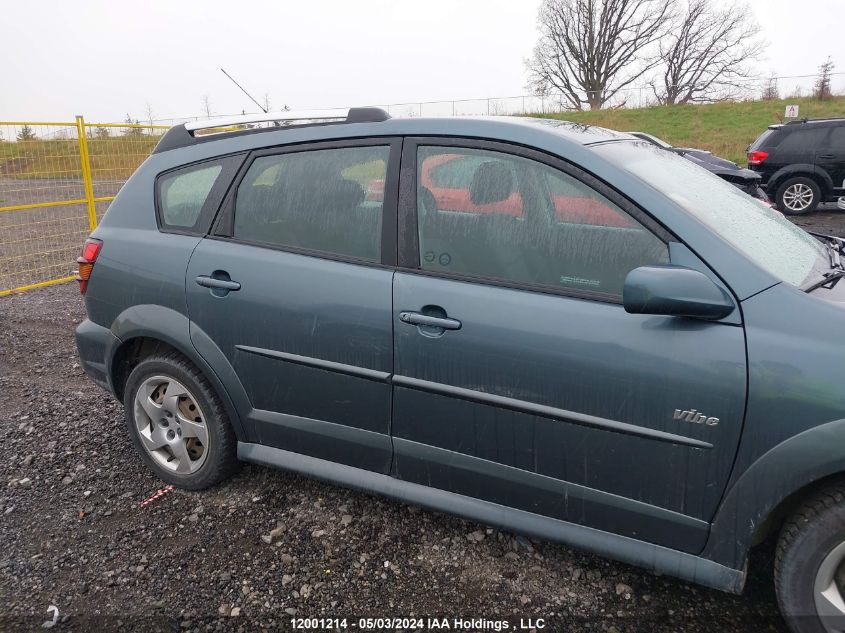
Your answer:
[124,351,238,490]
[776,483,845,633]
[776,177,821,215]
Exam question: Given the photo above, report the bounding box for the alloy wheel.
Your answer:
[133,375,209,474]
[815,541,845,632]
[782,183,815,212]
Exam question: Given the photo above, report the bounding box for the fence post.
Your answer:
[75,115,98,231]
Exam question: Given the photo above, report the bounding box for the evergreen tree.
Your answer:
[16,125,37,141]
[814,57,835,100]
[122,114,143,137]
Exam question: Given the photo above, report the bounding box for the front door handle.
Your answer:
[399,311,462,330]
[195,275,241,291]
[818,154,836,159]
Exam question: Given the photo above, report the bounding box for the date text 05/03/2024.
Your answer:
[290,617,547,630]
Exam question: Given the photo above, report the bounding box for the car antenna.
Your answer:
[220,68,267,113]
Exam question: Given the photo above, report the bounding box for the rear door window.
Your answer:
[777,128,829,152]
[828,126,845,147]
[233,145,390,263]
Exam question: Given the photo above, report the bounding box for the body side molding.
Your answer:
[392,375,713,449]
[236,345,391,382]
[230,347,713,449]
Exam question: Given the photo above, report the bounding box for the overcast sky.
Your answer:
[1,0,841,122]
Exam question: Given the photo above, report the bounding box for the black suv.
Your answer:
[748,118,845,214]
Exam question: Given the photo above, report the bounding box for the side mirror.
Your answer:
[623,265,734,320]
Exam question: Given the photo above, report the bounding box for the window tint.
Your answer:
[416,146,668,297]
[828,126,845,146]
[234,146,389,262]
[777,127,829,151]
[750,129,775,151]
[158,163,222,229]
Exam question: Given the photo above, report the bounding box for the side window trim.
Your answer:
[397,136,675,303]
[155,153,246,236]
[212,137,402,267]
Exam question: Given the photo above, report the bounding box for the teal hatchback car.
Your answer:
[76,108,845,633]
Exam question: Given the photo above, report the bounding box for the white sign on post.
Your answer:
[785,104,800,118]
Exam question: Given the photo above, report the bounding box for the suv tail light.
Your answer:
[77,238,102,294]
[748,150,769,166]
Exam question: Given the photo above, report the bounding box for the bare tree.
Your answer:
[528,0,674,110]
[655,0,763,105]
[143,102,156,133]
[789,86,804,99]
[761,73,779,101]
[201,95,213,118]
[814,57,835,100]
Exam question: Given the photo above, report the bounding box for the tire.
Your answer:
[123,350,239,490]
[775,483,845,633]
[776,177,821,215]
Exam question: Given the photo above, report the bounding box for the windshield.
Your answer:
[596,141,827,287]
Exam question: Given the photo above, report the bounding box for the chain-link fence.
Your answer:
[0,118,167,295]
[147,72,844,124]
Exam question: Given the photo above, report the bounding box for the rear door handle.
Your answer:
[399,311,462,330]
[195,275,241,291]
[819,154,836,159]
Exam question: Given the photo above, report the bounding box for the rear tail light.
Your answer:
[76,237,102,294]
[748,150,769,166]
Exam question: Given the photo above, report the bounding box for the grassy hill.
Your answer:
[533,96,845,165]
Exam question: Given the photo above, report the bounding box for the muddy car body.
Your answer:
[76,110,845,633]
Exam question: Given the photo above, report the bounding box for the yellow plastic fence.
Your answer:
[0,117,169,296]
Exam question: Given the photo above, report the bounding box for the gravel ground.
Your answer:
[0,285,792,633]
[787,204,845,236]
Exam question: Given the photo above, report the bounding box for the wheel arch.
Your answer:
[703,417,845,571]
[107,304,249,442]
[769,165,833,197]
[750,471,845,548]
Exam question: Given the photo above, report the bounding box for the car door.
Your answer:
[816,126,845,193]
[186,138,401,473]
[391,138,747,553]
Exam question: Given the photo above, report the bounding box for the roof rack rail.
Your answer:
[784,116,845,125]
[183,107,390,132]
[153,107,392,154]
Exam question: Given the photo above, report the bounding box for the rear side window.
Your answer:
[415,146,668,297]
[233,145,389,263]
[749,129,775,151]
[158,163,223,230]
